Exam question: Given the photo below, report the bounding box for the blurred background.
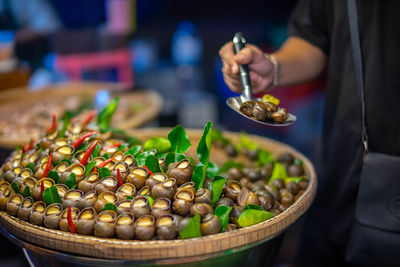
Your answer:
[0,0,325,266]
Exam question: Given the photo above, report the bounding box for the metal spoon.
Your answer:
[226,32,296,126]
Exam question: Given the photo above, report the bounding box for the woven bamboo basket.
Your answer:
[0,129,317,263]
[0,82,163,148]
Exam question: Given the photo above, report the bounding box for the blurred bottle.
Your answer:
[171,21,202,66]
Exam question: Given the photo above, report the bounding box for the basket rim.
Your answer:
[0,129,317,261]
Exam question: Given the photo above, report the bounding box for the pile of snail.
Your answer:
[0,121,308,241]
[239,94,289,123]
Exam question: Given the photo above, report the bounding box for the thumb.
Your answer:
[234,46,265,65]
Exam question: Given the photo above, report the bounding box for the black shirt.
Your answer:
[288,0,400,265]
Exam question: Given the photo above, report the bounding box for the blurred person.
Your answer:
[219,0,400,266]
[0,0,62,68]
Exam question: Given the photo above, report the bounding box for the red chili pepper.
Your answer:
[72,131,99,150]
[46,113,58,134]
[82,110,97,126]
[80,140,99,166]
[40,180,45,201]
[116,168,123,187]
[67,205,76,233]
[26,139,35,152]
[102,142,122,151]
[143,165,153,176]
[97,153,118,169]
[21,144,26,154]
[42,153,53,178]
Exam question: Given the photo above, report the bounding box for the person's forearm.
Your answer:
[272,37,327,87]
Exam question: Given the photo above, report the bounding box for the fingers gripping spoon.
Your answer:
[226,32,296,126]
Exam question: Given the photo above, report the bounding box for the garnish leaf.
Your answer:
[97,167,111,179]
[85,161,97,176]
[179,213,201,239]
[61,159,72,165]
[210,176,226,206]
[165,152,186,170]
[103,203,118,213]
[58,112,71,138]
[64,173,77,189]
[269,161,287,183]
[11,182,20,194]
[284,176,308,184]
[197,121,213,165]
[235,132,258,152]
[214,205,232,232]
[211,129,229,146]
[146,196,154,207]
[124,145,142,157]
[294,158,304,166]
[126,196,134,200]
[22,186,31,197]
[244,204,264,211]
[143,137,171,153]
[97,97,119,133]
[206,162,219,178]
[192,164,206,192]
[257,150,273,165]
[144,155,162,174]
[42,185,62,205]
[237,209,274,227]
[168,125,191,153]
[92,143,101,158]
[103,153,110,160]
[47,171,60,184]
[136,150,156,167]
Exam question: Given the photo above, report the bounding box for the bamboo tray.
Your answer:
[0,129,317,262]
[0,82,163,148]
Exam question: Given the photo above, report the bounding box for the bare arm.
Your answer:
[219,36,327,94]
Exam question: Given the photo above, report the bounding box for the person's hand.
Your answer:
[219,42,274,94]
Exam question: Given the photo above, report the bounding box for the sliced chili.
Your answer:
[67,205,76,233]
[26,139,35,152]
[46,113,58,134]
[21,144,25,154]
[96,153,118,169]
[82,110,97,126]
[116,168,123,187]
[143,165,153,176]
[72,131,99,150]
[102,142,122,151]
[42,153,53,178]
[80,140,99,166]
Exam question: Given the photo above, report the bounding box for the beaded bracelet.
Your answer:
[264,53,280,88]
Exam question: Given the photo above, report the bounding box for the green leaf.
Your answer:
[211,129,229,145]
[218,160,244,174]
[244,204,264,211]
[143,137,171,153]
[72,143,86,158]
[237,209,274,227]
[235,132,258,152]
[70,184,77,190]
[144,155,162,174]
[36,143,42,151]
[124,145,142,157]
[42,185,62,205]
[58,112,71,138]
[179,213,201,239]
[97,97,119,133]
[117,143,128,152]
[192,164,206,192]
[165,152,186,170]
[257,150,274,165]
[47,171,60,184]
[102,203,118,213]
[11,182,20,194]
[168,125,191,153]
[294,158,303,166]
[210,176,226,206]
[126,196,134,200]
[26,162,35,174]
[92,143,101,158]
[126,136,142,147]
[206,162,219,178]
[64,173,77,189]
[146,196,154,207]
[268,161,288,184]
[85,161,97,176]
[136,150,156,167]
[15,144,22,151]
[197,121,213,165]
[214,205,232,232]
[97,167,111,179]
[61,159,72,165]
[22,186,31,197]
[103,153,110,160]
